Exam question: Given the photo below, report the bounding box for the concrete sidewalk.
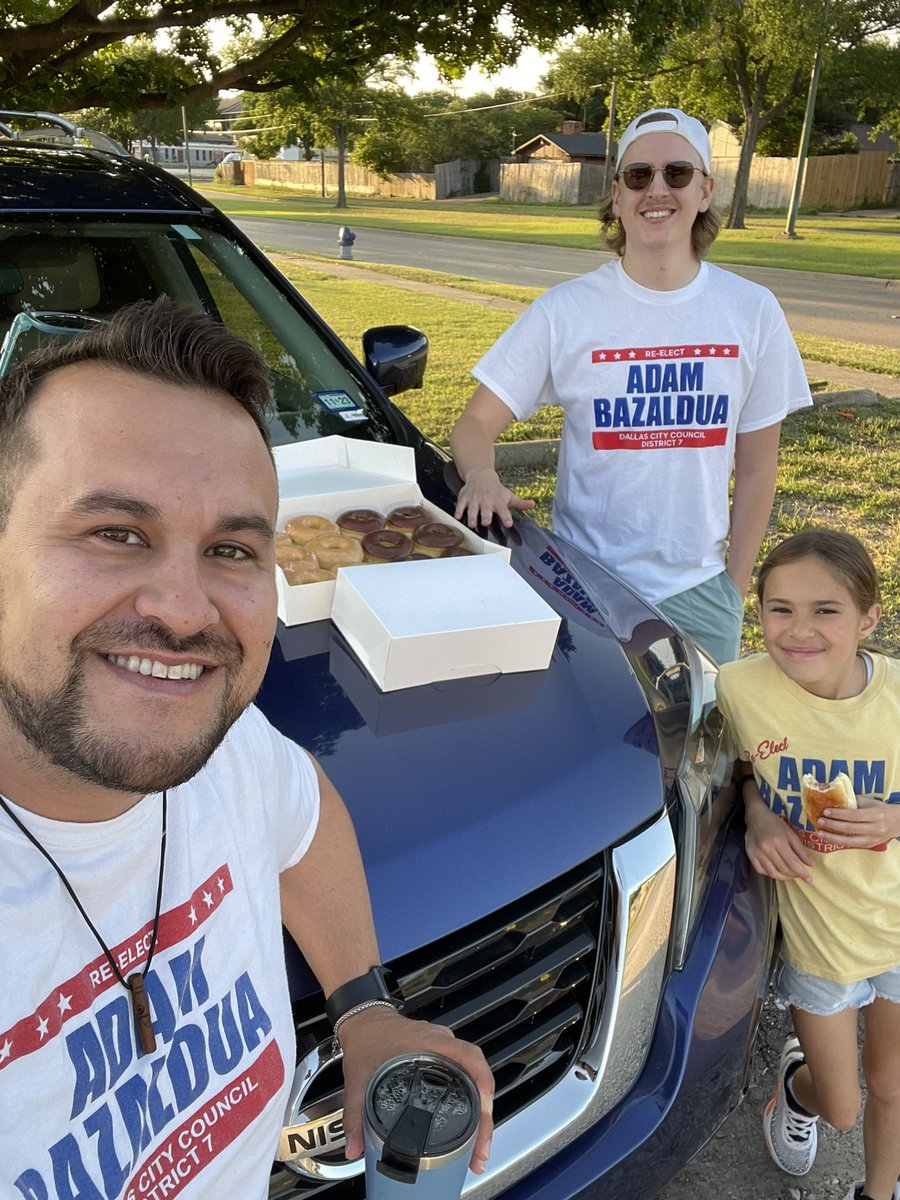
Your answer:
[272,251,900,401]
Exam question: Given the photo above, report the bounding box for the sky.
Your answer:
[408,46,553,97]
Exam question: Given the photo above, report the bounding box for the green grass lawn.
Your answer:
[270,250,900,380]
[272,255,564,445]
[273,253,900,654]
[210,185,900,278]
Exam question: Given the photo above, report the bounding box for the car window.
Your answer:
[0,219,396,446]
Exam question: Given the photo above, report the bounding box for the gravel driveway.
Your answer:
[656,991,866,1200]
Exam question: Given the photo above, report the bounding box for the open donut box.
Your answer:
[273,437,560,691]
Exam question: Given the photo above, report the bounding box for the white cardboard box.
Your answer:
[331,556,561,692]
[273,436,509,626]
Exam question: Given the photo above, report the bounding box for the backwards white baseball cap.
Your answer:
[616,108,712,173]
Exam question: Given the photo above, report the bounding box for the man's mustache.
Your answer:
[71,620,242,666]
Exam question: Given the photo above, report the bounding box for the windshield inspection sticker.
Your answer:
[314,390,368,422]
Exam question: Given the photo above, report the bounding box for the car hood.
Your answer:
[256,516,674,973]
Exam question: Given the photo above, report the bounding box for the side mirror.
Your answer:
[363,325,428,396]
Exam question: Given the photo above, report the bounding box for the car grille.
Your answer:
[271,853,614,1198]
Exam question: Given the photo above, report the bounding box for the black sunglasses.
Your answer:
[617,161,708,190]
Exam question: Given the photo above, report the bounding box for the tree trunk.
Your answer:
[334,124,348,209]
[726,99,764,229]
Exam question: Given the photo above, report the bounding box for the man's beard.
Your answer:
[0,621,251,794]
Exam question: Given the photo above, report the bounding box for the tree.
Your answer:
[635,0,900,226]
[1,0,698,116]
[72,96,219,155]
[238,73,414,207]
[816,37,900,141]
[540,32,657,132]
[348,89,567,176]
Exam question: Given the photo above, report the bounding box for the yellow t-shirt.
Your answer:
[716,651,900,983]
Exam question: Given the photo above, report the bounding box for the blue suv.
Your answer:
[0,111,775,1200]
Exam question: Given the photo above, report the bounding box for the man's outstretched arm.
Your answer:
[279,760,495,1171]
[450,384,535,529]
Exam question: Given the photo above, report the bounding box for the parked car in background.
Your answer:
[0,110,776,1200]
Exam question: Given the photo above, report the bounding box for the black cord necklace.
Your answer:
[0,790,167,1054]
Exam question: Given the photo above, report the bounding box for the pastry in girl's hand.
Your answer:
[801,772,857,829]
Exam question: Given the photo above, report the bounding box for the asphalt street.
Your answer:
[231,215,899,349]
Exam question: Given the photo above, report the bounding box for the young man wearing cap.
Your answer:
[449,107,812,663]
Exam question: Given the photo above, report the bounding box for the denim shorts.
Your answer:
[776,958,900,1016]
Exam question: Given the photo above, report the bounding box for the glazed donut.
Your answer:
[307,534,364,571]
[276,544,318,568]
[337,508,385,540]
[362,529,413,563]
[412,522,465,557]
[284,514,339,544]
[386,504,428,533]
[281,563,335,586]
[275,531,294,546]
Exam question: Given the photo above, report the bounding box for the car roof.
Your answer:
[0,141,210,216]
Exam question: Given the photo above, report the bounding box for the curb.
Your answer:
[812,387,879,407]
[494,439,560,469]
[478,388,883,470]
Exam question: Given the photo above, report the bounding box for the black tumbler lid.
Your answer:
[367,1055,479,1182]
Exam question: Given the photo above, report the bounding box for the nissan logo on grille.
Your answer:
[278,1037,362,1180]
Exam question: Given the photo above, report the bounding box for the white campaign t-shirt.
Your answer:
[0,704,319,1200]
[474,259,812,602]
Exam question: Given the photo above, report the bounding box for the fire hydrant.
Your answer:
[337,225,356,260]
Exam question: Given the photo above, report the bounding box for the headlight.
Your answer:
[625,629,734,970]
[669,637,734,968]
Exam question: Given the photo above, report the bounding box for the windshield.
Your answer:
[0,219,396,445]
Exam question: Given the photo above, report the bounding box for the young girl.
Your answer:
[716,529,900,1200]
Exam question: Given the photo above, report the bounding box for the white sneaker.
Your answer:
[763,1037,818,1175]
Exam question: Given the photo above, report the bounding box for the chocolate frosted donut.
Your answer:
[440,545,475,558]
[412,521,464,558]
[386,504,428,533]
[362,529,413,563]
[337,508,385,540]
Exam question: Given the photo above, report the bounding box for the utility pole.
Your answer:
[181,105,193,186]
[601,76,618,196]
[784,0,831,238]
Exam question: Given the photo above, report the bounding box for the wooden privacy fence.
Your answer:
[803,152,893,207]
[434,158,500,196]
[227,159,437,199]
[222,158,498,200]
[499,152,894,209]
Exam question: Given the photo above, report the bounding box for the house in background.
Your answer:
[850,124,898,155]
[513,120,612,164]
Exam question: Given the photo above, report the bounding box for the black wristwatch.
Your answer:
[325,966,402,1028]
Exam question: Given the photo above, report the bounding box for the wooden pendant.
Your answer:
[128,972,157,1054]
